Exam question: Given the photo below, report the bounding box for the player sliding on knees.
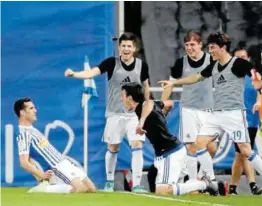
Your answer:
[14,97,96,193]
[121,82,227,196]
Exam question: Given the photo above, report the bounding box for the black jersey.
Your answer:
[135,101,181,156]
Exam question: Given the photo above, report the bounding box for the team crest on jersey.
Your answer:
[38,139,49,148]
[120,76,131,86]
[216,75,227,84]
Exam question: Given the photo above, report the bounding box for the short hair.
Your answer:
[121,82,145,103]
[119,32,137,45]
[233,46,247,56]
[207,32,231,52]
[14,97,32,117]
[184,31,202,43]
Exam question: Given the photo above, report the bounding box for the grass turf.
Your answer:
[1,187,261,206]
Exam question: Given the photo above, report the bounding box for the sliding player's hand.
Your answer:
[158,80,174,89]
[64,68,75,77]
[136,124,146,135]
[42,170,53,180]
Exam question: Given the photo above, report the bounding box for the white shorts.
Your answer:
[180,107,218,143]
[102,114,145,144]
[199,110,250,143]
[53,159,87,184]
[154,145,187,185]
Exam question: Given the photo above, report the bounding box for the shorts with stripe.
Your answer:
[102,114,145,144]
[198,110,250,143]
[52,159,87,184]
[179,107,219,143]
[154,144,187,185]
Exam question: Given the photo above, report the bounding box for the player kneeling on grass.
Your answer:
[14,97,96,193]
[121,83,227,196]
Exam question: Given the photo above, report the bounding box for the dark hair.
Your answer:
[207,32,231,52]
[247,44,262,71]
[14,97,32,117]
[233,46,247,56]
[119,32,137,45]
[121,82,145,103]
[184,31,202,43]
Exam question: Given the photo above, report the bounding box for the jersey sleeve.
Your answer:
[98,57,116,80]
[170,58,183,79]
[17,132,31,155]
[232,58,254,77]
[200,63,214,78]
[140,61,150,83]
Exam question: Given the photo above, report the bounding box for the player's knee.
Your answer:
[131,140,143,148]
[74,185,89,193]
[155,185,172,196]
[87,185,96,193]
[238,144,252,158]
[108,144,120,152]
[186,143,197,154]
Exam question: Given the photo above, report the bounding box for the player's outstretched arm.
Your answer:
[64,67,101,79]
[158,73,203,88]
[19,154,52,181]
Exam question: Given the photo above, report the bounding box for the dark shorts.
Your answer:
[234,127,257,153]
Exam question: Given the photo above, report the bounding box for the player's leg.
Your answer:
[126,115,145,192]
[53,159,96,193]
[195,111,222,181]
[103,115,124,191]
[223,110,262,175]
[195,135,217,180]
[180,108,199,180]
[154,146,214,196]
[229,144,243,194]
[246,127,262,195]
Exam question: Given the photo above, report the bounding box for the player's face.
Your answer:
[184,39,202,59]
[121,90,133,111]
[119,40,136,62]
[234,50,250,61]
[21,101,37,123]
[208,43,224,61]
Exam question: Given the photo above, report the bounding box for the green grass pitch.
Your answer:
[1,187,261,206]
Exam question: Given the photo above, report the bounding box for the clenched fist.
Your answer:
[64,68,74,77]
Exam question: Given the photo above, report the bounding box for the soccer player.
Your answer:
[14,97,96,193]
[161,31,218,180]
[121,82,227,196]
[159,32,262,188]
[64,32,150,192]
[229,47,262,195]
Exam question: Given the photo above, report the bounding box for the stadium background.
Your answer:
[1,1,262,190]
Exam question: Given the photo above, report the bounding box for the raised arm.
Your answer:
[64,67,101,79]
[162,100,174,115]
[143,79,151,100]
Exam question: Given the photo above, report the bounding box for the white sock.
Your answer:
[248,151,262,174]
[105,150,118,181]
[45,184,73,193]
[186,154,198,179]
[173,180,206,195]
[132,147,143,187]
[197,149,215,180]
[198,165,204,178]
